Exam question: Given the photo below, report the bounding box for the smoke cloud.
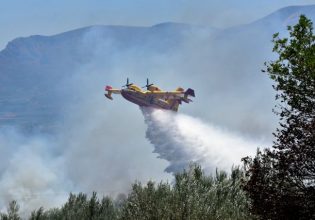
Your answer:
[0,128,70,215]
[0,107,171,215]
[142,107,266,174]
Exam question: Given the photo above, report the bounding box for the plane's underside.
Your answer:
[121,89,179,111]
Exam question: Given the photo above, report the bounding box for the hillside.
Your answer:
[0,5,314,135]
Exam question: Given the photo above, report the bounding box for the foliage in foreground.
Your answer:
[0,165,254,220]
[242,15,315,220]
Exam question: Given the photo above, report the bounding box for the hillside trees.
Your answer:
[28,192,119,220]
[0,165,253,220]
[242,15,315,219]
[0,201,21,220]
[120,165,252,220]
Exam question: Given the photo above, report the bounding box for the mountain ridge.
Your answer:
[0,5,315,134]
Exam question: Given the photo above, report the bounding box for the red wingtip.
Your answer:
[105,85,112,91]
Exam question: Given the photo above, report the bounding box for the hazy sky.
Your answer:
[1,0,315,48]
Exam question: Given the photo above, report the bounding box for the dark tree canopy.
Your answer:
[243,15,315,220]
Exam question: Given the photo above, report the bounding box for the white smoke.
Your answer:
[0,128,70,216]
[0,108,171,216]
[0,104,268,216]
[142,107,266,174]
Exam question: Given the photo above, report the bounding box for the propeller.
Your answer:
[142,78,154,89]
[122,78,133,88]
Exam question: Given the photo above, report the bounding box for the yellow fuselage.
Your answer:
[121,85,180,111]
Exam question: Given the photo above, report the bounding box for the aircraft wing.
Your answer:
[149,88,195,102]
[148,91,182,99]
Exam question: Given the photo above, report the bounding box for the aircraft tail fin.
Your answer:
[105,85,113,100]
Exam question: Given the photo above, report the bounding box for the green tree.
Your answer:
[27,192,119,220]
[1,165,251,220]
[243,15,315,220]
[121,164,252,220]
[0,201,21,220]
[30,207,45,220]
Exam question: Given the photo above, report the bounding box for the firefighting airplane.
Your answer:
[104,78,195,111]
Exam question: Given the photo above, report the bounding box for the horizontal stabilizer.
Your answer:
[105,93,113,100]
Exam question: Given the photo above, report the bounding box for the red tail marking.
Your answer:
[105,85,112,91]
